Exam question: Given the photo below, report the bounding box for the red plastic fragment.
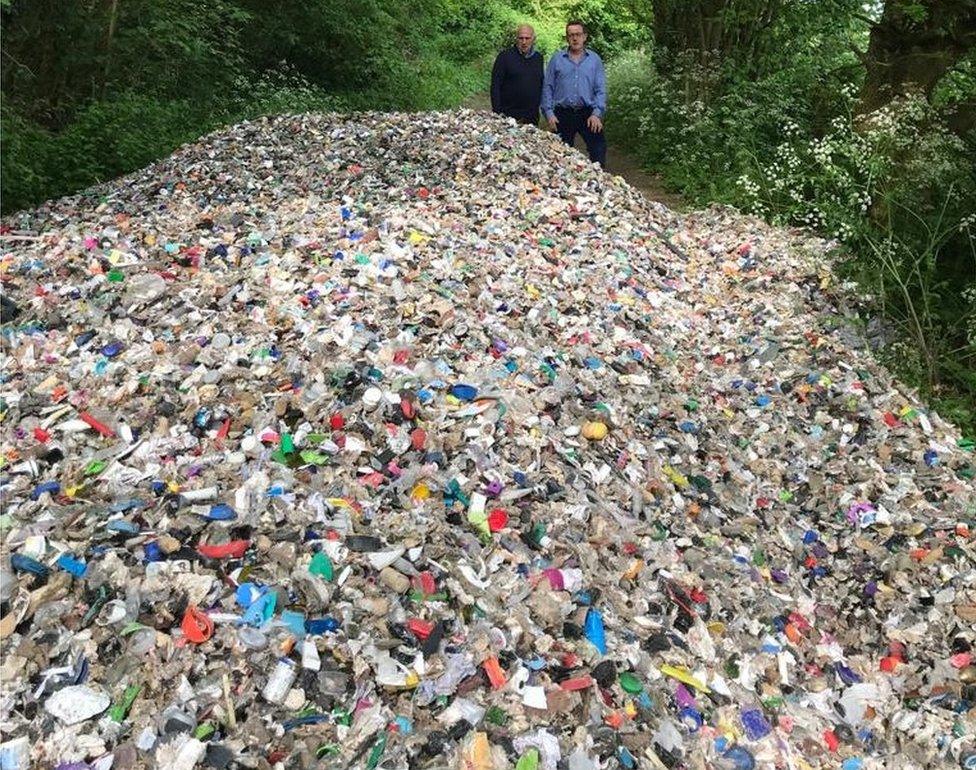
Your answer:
[80,411,116,437]
[182,605,214,643]
[197,540,250,559]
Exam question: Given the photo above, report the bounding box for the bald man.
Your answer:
[490,25,544,125]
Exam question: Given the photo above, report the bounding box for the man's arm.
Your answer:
[541,56,557,119]
[591,55,607,118]
[490,52,505,113]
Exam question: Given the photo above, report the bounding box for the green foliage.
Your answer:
[565,0,652,59]
[1,0,552,213]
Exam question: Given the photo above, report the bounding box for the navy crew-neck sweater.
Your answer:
[490,47,544,123]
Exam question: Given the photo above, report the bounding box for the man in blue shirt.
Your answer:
[541,21,607,168]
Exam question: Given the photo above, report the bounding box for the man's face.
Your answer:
[566,25,586,53]
[516,28,535,55]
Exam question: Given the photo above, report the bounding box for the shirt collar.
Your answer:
[515,45,536,58]
[561,48,589,59]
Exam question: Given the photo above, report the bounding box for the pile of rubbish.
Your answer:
[1,111,973,770]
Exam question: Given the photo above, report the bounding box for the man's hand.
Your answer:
[547,114,559,131]
[587,114,603,133]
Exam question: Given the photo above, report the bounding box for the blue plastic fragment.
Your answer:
[30,481,61,500]
[106,519,140,534]
[740,708,772,740]
[306,616,341,635]
[10,553,49,576]
[205,504,237,521]
[56,553,88,578]
[235,583,264,609]
[617,746,635,769]
[143,542,164,562]
[283,714,329,731]
[394,716,413,734]
[450,383,478,401]
[241,592,276,627]
[834,662,862,685]
[573,590,593,606]
[280,609,307,638]
[679,706,704,731]
[722,746,756,770]
[584,607,607,654]
[101,342,124,357]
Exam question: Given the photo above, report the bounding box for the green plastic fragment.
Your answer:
[724,657,740,678]
[309,551,334,581]
[649,521,669,541]
[957,438,975,452]
[281,433,295,454]
[316,744,341,758]
[530,521,546,545]
[516,747,540,770]
[299,450,329,465]
[84,460,107,476]
[81,585,110,627]
[619,672,643,693]
[106,269,124,282]
[194,721,215,740]
[485,705,508,725]
[109,684,141,722]
[366,732,387,770]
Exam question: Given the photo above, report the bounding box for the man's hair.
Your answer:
[565,20,587,34]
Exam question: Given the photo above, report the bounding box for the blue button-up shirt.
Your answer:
[541,49,607,119]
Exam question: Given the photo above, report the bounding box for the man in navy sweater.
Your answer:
[490,25,544,126]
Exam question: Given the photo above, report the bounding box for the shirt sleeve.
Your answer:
[541,57,557,118]
[490,52,504,113]
[592,55,607,118]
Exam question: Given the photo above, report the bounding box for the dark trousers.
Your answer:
[503,110,539,126]
[554,106,606,168]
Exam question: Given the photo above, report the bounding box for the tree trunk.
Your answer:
[101,0,120,99]
[857,0,976,115]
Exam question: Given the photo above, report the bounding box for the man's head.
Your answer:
[515,25,536,55]
[565,20,587,53]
